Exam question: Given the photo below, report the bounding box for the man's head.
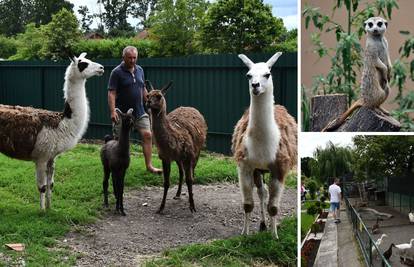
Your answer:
[122,46,138,69]
[334,178,340,185]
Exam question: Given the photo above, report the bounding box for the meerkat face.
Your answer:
[364,17,388,37]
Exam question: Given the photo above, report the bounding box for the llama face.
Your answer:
[364,17,387,37]
[147,90,166,111]
[245,63,273,96]
[116,108,134,130]
[70,53,104,79]
[238,52,282,97]
[146,80,172,112]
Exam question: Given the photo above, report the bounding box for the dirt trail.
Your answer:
[64,183,297,266]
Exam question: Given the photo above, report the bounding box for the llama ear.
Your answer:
[266,52,282,68]
[79,52,87,59]
[161,81,173,95]
[127,108,133,115]
[238,54,254,68]
[145,80,154,92]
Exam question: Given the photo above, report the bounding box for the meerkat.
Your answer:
[322,17,392,132]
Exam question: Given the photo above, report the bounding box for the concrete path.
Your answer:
[313,204,364,267]
[337,206,364,267]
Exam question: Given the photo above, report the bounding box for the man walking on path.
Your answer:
[108,46,162,174]
[329,178,342,223]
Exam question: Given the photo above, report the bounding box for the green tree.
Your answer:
[0,0,29,36]
[353,136,414,180]
[10,23,46,60]
[0,0,74,36]
[31,0,74,25]
[101,0,135,37]
[389,32,414,130]
[199,0,286,53]
[129,0,158,29]
[301,157,314,178]
[42,8,82,60]
[148,0,208,56]
[312,141,353,182]
[78,5,94,33]
[0,36,17,59]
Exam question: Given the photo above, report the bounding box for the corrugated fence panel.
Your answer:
[0,53,297,155]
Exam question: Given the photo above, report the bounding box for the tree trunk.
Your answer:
[310,94,348,131]
[311,94,401,132]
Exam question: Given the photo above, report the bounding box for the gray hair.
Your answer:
[122,46,138,57]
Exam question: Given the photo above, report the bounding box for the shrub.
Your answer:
[73,38,157,59]
[306,180,318,200]
[307,204,322,216]
[0,36,17,59]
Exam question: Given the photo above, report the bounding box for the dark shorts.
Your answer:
[330,202,340,211]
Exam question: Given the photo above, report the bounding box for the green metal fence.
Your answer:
[345,197,391,267]
[386,176,414,213]
[0,53,297,154]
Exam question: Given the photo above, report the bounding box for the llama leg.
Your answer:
[35,161,48,210]
[111,173,120,213]
[268,165,286,239]
[157,159,171,214]
[103,164,110,208]
[238,164,254,235]
[253,169,268,231]
[119,169,126,216]
[184,161,196,213]
[45,159,55,209]
[174,161,184,199]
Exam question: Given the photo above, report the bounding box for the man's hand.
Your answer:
[111,110,119,123]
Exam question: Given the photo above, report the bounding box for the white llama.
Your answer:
[0,53,104,210]
[232,52,297,238]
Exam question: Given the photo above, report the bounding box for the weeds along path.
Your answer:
[64,183,296,266]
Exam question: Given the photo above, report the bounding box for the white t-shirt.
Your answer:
[329,184,341,203]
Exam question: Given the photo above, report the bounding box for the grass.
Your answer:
[143,217,297,267]
[0,143,297,266]
[302,201,329,210]
[301,212,316,241]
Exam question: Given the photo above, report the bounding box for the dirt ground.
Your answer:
[63,183,297,266]
[349,199,414,267]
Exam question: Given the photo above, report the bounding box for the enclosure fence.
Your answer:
[387,176,414,214]
[0,53,297,155]
[345,197,391,267]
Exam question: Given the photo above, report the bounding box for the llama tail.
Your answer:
[104,135,113,143]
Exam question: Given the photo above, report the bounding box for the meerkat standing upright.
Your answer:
[322,17,392,131]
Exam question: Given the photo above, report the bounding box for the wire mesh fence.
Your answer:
[345,197,391,267]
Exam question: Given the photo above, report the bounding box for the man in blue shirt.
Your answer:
[108,46,162,174]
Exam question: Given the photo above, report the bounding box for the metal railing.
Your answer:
[345,197,391,267]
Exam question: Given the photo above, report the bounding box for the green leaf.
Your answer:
[344,0,351,10]
[352,0,358,12]
[400,31,410,35]
[305,16,311,29]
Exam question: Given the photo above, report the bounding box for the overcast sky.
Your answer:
[300,133,356,158]
[68,0,298,30]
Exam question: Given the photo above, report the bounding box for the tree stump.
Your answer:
[310,94,348,131]
[310,94,401,132]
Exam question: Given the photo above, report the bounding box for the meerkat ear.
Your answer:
[385,21,388,27]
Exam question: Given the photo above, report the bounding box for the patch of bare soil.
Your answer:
[64,183,297,266]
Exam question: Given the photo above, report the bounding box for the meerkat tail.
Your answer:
[322,99,364,132]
